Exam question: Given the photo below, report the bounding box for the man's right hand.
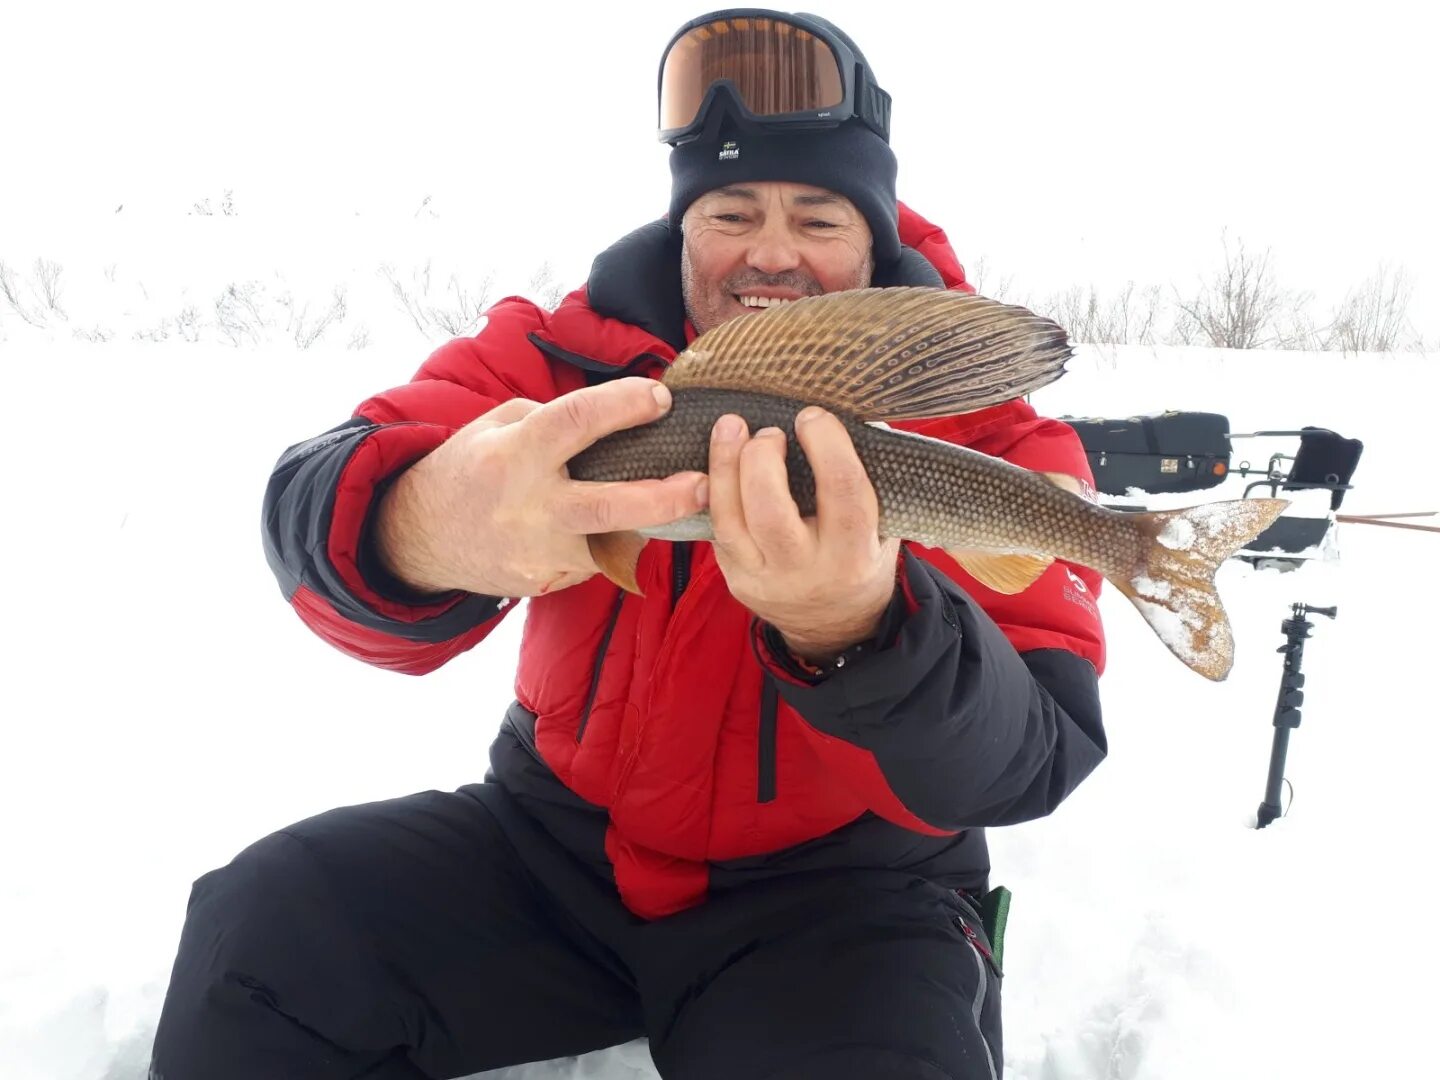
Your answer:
[375,378,708,599]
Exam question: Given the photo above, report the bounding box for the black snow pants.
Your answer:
[150,782,1003,1080]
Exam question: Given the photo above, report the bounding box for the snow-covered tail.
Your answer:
[1111,499,1289,681]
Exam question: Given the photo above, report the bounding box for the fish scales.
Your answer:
[568,387,1145,576]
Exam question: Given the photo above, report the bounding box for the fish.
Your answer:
[567,287,1287,681]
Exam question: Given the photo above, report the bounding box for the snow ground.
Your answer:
[1,310,1436,1078]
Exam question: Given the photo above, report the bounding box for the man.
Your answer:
[152,10,1107,1079]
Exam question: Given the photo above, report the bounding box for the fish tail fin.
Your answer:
[1110,499,1288,681]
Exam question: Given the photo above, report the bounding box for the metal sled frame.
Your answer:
[1226,428,1365,568]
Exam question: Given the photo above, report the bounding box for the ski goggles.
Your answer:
[657,9,891,146]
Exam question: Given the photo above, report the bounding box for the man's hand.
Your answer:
[708,406,901,663]
[376,379,709,598]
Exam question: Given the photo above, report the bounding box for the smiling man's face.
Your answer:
[679,181,874,334]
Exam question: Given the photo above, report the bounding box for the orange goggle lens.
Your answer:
[659,15,846,133]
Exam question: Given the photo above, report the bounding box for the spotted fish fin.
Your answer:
[1042,471,1088,497]
[588,531,648,595]
[946,550,1055,594]
[662,288,1071,421]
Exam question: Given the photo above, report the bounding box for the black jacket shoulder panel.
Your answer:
[586,219,688,351]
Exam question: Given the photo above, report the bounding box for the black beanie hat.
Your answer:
[665,12,901,266]
[668,121,901,265]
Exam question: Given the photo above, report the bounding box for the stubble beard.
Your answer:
[680,240,875,336]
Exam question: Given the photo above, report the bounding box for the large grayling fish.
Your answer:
[568,287,1286,681]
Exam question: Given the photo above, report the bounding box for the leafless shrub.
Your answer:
[381,261,433,337]
[1325,264,1418,353]
[190,198,213,216]
[74,324,114,343]
[1172,234,1288,349]
[528,262,570,310]
[0,260,45,326]
[0,261,19,307]
[380,262,492,340]
[214,281,267,346]
[1272,292,1327,352]
[290,287,348,349]
[1035,282,1164,345]
[1165,304,1201,346]
[346,324,371,350]
[33,258,65,318]
[430,275,491,337]
[133,320,172,343]
[966,255,1020,304]
[1128,284,1165,344]
[221,189,237,217]
[175,304,203,342]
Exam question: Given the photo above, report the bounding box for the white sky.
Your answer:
[3,0,1435,334]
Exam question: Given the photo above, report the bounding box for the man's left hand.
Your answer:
[708,406,901,664]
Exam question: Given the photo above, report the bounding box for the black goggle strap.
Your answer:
[855,67,891,141]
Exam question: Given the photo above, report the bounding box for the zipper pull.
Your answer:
[959,919,994,964]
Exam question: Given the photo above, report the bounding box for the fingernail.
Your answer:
[714,415,743,442]
[695,477,710,507]
[651,382,672,411]
[755,426,785,440]
[796,406,826,426]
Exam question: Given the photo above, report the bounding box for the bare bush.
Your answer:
[966,255,1020,304]
[528,262,570,310]
[214,282,267,346]
[431,275,491,337]
[189,191,237,217]
[133,320,172,343]
[175,304,203,343]
[290,287,348,349]
[0,260,45,327]
[1325,265,1417,353]
[74,325,114,343]
[1272,292,1326,352]
[381,262,433,336]
[1035,282,1164,345]
[347,324,371,350]
[1173,235,1287,349]
[33,258,65,318]
[381,262,492,340]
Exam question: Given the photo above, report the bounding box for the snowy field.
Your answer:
[1,261,1437,1079]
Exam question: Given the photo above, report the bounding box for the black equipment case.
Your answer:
[1064,412,1231,497]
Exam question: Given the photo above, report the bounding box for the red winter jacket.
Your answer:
[263,205,1108,918]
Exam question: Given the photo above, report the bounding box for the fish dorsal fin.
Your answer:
[663,288,1071,420]
[945,549,1056,594]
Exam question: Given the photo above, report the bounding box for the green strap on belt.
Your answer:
[979,885,1012,972]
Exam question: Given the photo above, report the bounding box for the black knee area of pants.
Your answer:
[761,1046,960,1080]
[152,828,414,1075]
[642,871,1002,1080]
